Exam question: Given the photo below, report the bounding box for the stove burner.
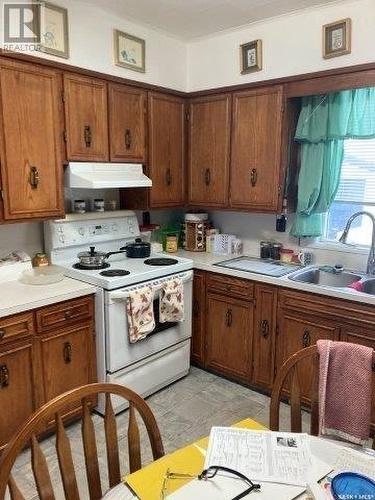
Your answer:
[144,258,178,266]
[99,269,130,277]
[73,262,110,270]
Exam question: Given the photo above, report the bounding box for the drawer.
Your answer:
[207,273,254,300]
[36,296,94,333]
[0,312,34,344]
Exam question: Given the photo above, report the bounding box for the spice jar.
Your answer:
[166,234,178,253]
[271,243,283,260]
[280,248,294,263]
[260,241,272,259]
[94,199,105,212]
[73,199,86,214]
[32,253,49,267]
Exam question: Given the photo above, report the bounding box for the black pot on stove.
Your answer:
[121,238,151,258]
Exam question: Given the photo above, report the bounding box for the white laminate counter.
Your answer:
[173,250,375,306]
[0,277,97,318]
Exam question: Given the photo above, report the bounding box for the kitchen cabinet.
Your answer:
[64,73,109,161]
[109,84,147,163]
[0,59,64,221]
[252,284,277,391]
[0,295,95,449]
[230,86,284,211]
[191,270,206,366]
[187,94,231,208]
[148,92,185,207]
[206,292,254,382]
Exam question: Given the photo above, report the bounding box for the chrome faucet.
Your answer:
[339,211,375,275]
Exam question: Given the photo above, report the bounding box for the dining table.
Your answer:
[102,418,375,500]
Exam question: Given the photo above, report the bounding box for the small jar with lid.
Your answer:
[166,234,178,253]
[280,248,294,263]
[260,241,272,259]
[32,253,49,267]
[271,243,283,260]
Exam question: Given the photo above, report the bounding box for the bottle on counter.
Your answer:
[260,241,272,259]
[32,253,49,267]
[165,234,178,253]
[271,243,283,260]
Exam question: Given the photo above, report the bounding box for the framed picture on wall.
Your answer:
[322,18,351,59]
[240,39,262,74]
[34,2,70,59]
[114,29,146,73]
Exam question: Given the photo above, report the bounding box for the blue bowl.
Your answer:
[331,472,375,499]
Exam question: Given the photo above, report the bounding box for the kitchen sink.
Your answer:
[288,267,362,288]
[361,278,375,295]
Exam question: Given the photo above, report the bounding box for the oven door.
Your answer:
[105,270,193,373]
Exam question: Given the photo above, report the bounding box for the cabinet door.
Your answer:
[109,84,146,162]
[149,93,185,207]
[340,327,375,432]
[230,86,283,211]
[0,59,64,220]
[64,73,108,161]
[0,341,37,447]
[277,308,339,400]
[252,285,277,390]
[206,293,253,382]
[191,270,206,366]
[188,95,231,207]
[39,324,95,411]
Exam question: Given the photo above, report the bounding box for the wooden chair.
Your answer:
[269,344,375,449]
[0,383,165,500]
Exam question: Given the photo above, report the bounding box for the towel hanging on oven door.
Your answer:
[125,286,155,343]
[159,278,184,323]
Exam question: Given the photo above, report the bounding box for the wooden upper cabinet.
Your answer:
[109,84,146,162]
[230,86,284,212]
[148,92,185,207]
[0,59,64,220]
[64,73,109,161]
[188,94,231,208]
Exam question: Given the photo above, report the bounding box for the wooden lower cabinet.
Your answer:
[191,270,206,366]
[0,295,96,449]
[206,292,254,382]
[0,341,37,447]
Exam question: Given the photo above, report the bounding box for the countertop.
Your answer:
[173,250,375,306]
[0,277,97,318]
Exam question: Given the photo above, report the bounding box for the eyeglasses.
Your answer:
[160,465,261,500]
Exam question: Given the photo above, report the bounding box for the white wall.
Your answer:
[0,0,187,91]
[187,0,375,91]
[0,222,44,257]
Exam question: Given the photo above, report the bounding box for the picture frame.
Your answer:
[240,39,262,74]
[322,18,351,59]
[34,2,70,59]
[114,29,146,73]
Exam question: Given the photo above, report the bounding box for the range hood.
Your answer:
[65,163,152,189]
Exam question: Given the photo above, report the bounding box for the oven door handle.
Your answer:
[110,275,192,301]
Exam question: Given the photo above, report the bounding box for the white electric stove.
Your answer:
[44,211,194,414]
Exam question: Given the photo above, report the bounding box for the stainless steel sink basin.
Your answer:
[361,278,375,295]
[288,267,362,288]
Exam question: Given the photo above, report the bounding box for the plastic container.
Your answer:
[20,265,65,285]
[160,226,181,251]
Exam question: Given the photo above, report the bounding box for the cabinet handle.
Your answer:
[166,168,172,186]
[204,168,211,186]
[0,365,9,388]
[226,308,233,327]
[250,168,257,187]
[63,342,72,363]
[193,298,199,317]
[64,310,73,319]
[125,129,132,150]
[29,166,39,189]
[84,125,92,147]
[302,330,311,348]
[0,329,5,340]
[260,319,270,338]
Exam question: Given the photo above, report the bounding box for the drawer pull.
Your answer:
[260,319,270,338]
[193,299,199,317]
[226,308,233,327]
[84,125,92,147]
[125,129,132,149]
[302,330,311,348]
[250,168,257,187]
[63,342,72,364]
[166,168,172,186]
[204,168,211,187]
[0,329,5,340]
[29,166,40,189]
[0,365,9,388]
[64,310,73,319]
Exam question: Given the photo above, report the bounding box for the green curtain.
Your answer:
[291,87,375,238]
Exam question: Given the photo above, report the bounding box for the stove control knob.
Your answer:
[59,235,65,243]
[78,227,85,236]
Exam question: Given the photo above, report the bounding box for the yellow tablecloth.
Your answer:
[125,418,267,500]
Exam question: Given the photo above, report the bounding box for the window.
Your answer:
[324,138,375,246]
